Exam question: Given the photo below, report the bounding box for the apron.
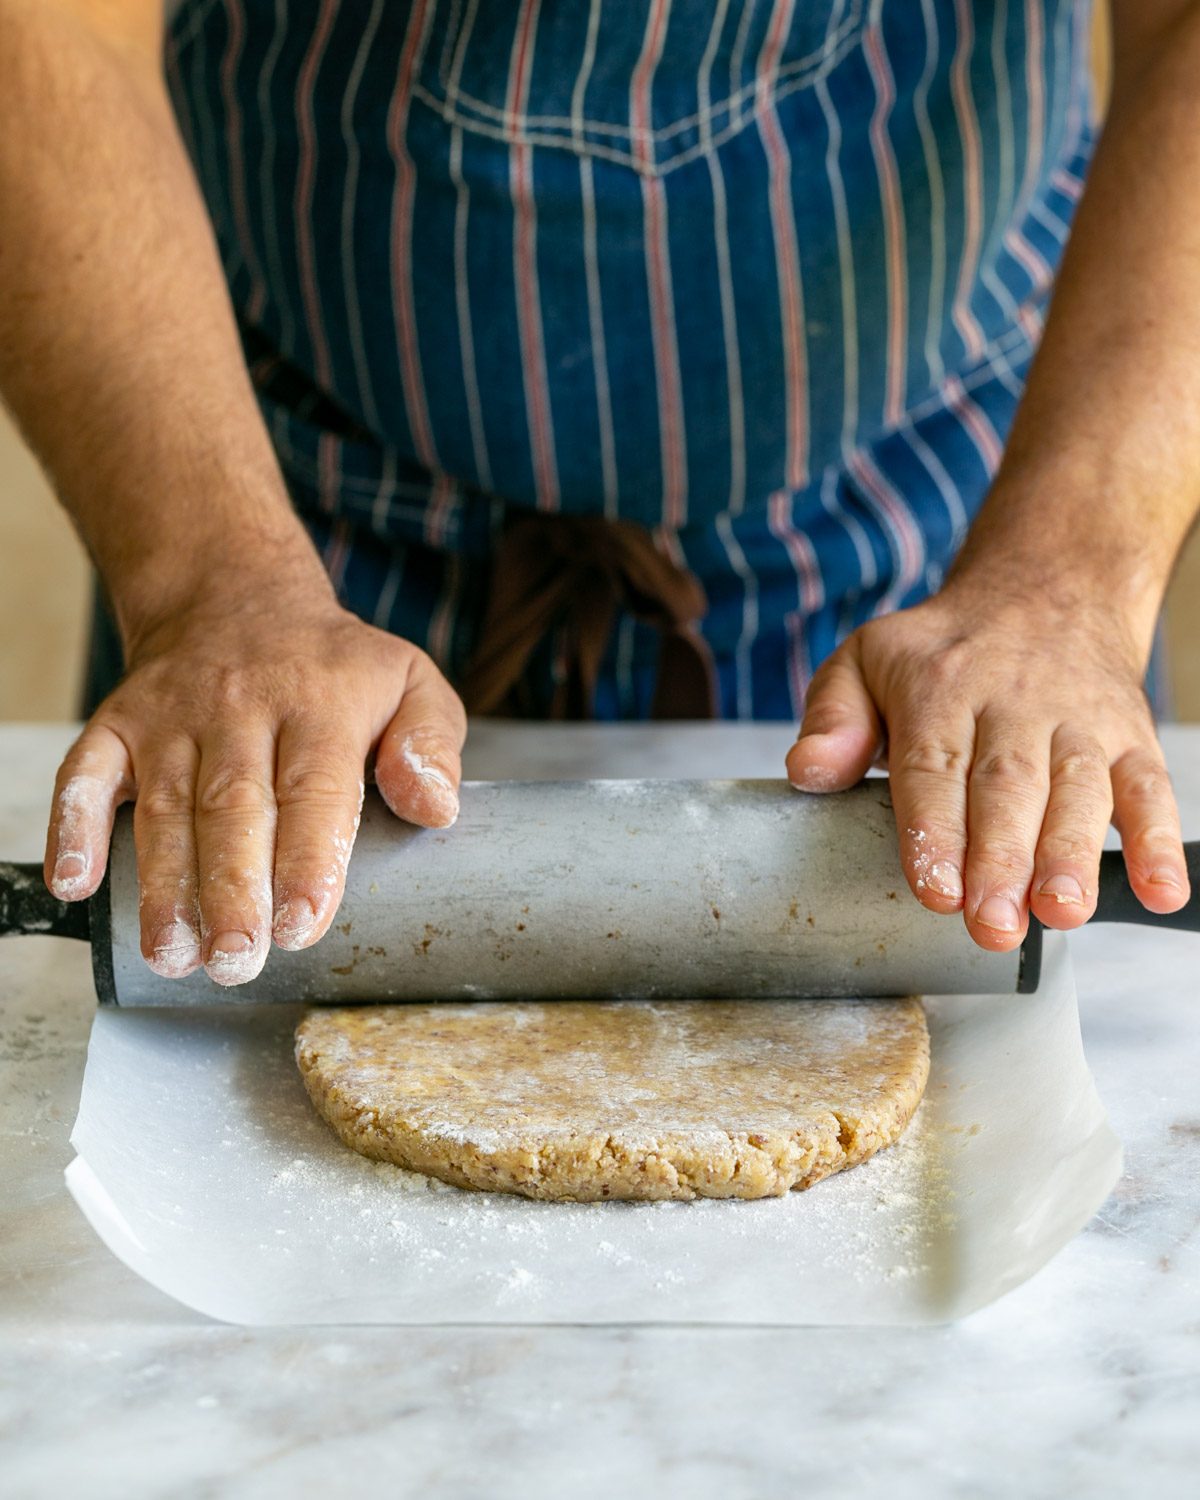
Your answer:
[146,0,1097,719]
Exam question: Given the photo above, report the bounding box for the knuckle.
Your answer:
[272,854,339,889]
[197,769,274,818]
[276,762,354,807]
[971,839,1034,878]
[1037,832,1101,867]
[972,748,1042,787]
[1125,822,1181,853]
[1050,747,1108,788]
[1120,765,1172,805]
[200,668,256,716]
[200,866,271,912]
[921,642,970,691]
[896,739,970,779]
[138,771,195,821]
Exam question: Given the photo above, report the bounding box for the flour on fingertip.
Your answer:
[789,765,840,792]
[400,740,455,795]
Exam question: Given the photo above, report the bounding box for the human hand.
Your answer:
[43,583,466,986]
[786,574,1190,951]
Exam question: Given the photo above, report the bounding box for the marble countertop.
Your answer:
[2,722,1198,1499]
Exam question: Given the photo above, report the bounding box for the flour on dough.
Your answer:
[295,999,929,1202]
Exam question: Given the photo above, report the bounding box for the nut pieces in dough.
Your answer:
[296,998,929,1202]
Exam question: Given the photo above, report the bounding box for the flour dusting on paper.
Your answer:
[64,934,1122,1325]
[257,1094,961,1306]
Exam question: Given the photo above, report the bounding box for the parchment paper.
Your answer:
[64,932,1120,1325]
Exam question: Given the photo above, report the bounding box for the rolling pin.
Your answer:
[1,780,1197,1005]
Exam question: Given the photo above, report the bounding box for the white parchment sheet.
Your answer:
[64,933,1121,1326]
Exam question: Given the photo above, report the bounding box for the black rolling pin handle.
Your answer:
[1017,920,1044,994]
[0,862,92,942]
[1015,840,1199,995]
[1019,838,1199,992]
[1092,840,1200,932]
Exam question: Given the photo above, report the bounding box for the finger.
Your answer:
[785,640,883,794]
[374,655,467,829]
[194,727,278,987]
[963,717,1052,951]
[1029,731,1112,931]
[885,707,975,915]
[134,740,203,978]
[44,723,133,901]
[1111,745,1190,914]
[271,717,368,952]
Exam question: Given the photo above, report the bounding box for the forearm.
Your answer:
[0,0,328,655]
[949,1,1200,659]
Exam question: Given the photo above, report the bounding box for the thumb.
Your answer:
[374,656,467,829]
[785,639,883,793]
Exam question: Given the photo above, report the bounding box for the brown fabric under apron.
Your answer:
[461,514,715,720]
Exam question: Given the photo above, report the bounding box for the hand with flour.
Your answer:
[44,574,465,986]
[786,566,1190,953]
[0,4,464,987]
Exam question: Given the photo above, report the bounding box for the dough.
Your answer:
[295,998,929,1202]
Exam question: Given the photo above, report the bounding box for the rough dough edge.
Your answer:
[295,1000,930,1202]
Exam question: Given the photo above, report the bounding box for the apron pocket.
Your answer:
[415,0,867,175]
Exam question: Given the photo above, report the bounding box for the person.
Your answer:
[2,0,1194,988]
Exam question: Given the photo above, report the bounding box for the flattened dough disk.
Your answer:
[295,999,930,1202]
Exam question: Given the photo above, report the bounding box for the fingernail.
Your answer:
[148,920,201,979]
[50,852,90,899]
[1039,874,1085,906]
[1148,867,1185,890]
[789,765,840,793]
[206,931,261,988]
[273,897,319,951]
[975,895,1021,934]
[928,861,964,901]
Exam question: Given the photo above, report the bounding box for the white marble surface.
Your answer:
[2,722,1199,1498]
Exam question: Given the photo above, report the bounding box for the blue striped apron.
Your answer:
[163,0,1096,719]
